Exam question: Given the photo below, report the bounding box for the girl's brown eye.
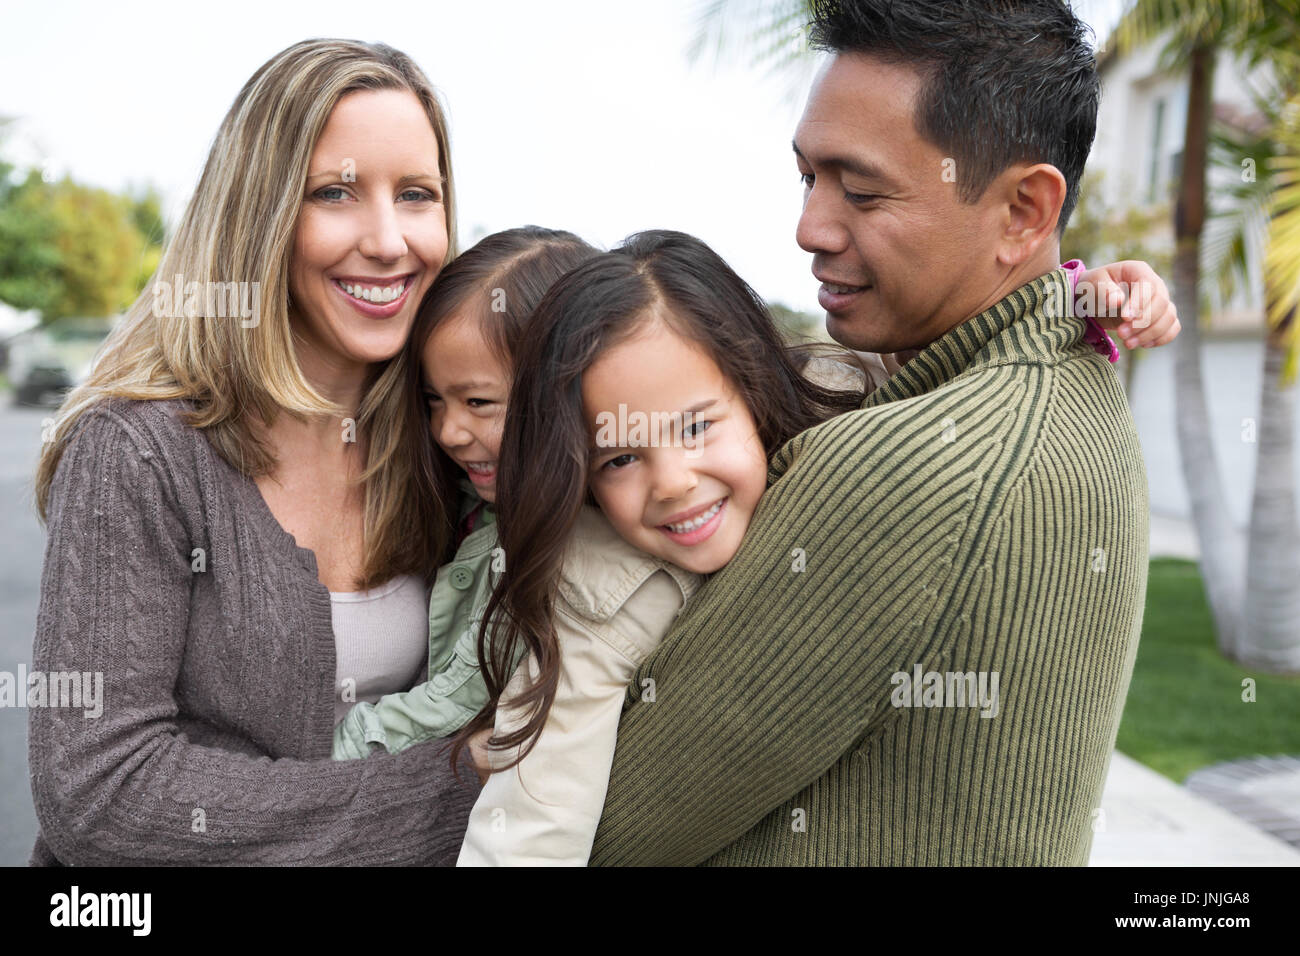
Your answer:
[602,454,635,471]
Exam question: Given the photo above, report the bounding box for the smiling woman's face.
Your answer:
[289,88,448,372]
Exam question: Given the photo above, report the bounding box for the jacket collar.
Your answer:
[862,268,1080,408]
[558,505,702,623]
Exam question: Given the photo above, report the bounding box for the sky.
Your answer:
[0,0,1123,316]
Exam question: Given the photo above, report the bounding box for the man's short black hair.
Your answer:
[808,0,1099,233]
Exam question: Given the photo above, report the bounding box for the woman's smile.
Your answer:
[330,274,417,317]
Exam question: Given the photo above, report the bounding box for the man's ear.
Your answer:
[992,163,1067,268]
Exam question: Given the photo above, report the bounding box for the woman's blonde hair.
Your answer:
[35,38,458,588]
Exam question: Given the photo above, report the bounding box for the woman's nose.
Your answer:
[358,200,408,262]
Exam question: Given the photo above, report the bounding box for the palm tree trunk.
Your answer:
[1242,307,1300,672]
[1172,45,1246,655]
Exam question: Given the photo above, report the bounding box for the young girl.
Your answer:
[330,226,706,805]
[451,231,1176,865]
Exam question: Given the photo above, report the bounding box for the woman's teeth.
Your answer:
[339,278,407,303]
[824,282,864,294]
[465,462,495,474]
[664,499,723,534]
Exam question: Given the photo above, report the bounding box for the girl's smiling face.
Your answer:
[290,88,449,372]
[584,312,768,574]
[421,310,511,503]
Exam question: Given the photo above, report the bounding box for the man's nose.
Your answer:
[796,182,849,255]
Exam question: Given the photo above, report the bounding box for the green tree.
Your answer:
[0,125,165,322]
[40,176,152,321]
[0,157,62,312]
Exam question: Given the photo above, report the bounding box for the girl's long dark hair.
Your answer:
[450,229,865,772]
[401,226,597,581]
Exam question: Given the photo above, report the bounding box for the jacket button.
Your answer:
[449,565,474,590]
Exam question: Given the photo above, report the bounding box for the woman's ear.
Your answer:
[992,163,1067,268]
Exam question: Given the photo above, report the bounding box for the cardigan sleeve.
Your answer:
[588,406,981,865]
[28,406,481,866]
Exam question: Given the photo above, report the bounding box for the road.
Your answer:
[0,404,52,865]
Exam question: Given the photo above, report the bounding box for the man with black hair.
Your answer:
[590,0,1167,866]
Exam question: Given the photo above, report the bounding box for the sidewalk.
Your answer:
[1089,752,1300,866]
[1149,511,1200,559]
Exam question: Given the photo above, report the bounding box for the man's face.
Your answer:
[793,53,1005,353]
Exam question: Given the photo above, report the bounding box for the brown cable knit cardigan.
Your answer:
[28,397,481,865]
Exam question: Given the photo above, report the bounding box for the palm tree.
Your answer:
[690,0,1300,672]
[1113,0,1300,671]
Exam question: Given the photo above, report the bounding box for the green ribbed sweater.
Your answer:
[588,268,1149,866]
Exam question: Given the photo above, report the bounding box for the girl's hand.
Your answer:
[1076,260,1181,350]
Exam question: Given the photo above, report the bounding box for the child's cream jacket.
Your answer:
[457,504,702,865]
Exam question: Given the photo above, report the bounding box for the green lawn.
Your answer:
[1116,557,1300,782]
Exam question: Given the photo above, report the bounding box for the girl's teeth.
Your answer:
[665,500,723,534]
[466,462,494,474]
[341,280,406,303]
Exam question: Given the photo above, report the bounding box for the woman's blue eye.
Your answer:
[315,186,347,201]
[400,188,437,202]
[684,419,712,438]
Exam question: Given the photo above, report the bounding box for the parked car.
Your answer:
[7,317,114,407]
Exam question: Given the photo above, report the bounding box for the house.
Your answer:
[1089,34,1273,332]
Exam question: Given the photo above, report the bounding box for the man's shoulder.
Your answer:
[793,365,1033,461]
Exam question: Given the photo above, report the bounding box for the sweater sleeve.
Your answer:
[332,637,500,759]
[588,405,978,865]
[28,407,481,866]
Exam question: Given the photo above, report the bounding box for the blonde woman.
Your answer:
[28,39,478,865]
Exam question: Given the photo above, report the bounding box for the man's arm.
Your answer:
[588,397,990,865]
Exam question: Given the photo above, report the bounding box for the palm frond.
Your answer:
[1113,0,1271,69]
[687,0,812,75]
[1265,98,1300,381]
[1203,121,1274,305]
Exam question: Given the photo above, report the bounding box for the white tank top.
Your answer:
[330,573,429,725]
